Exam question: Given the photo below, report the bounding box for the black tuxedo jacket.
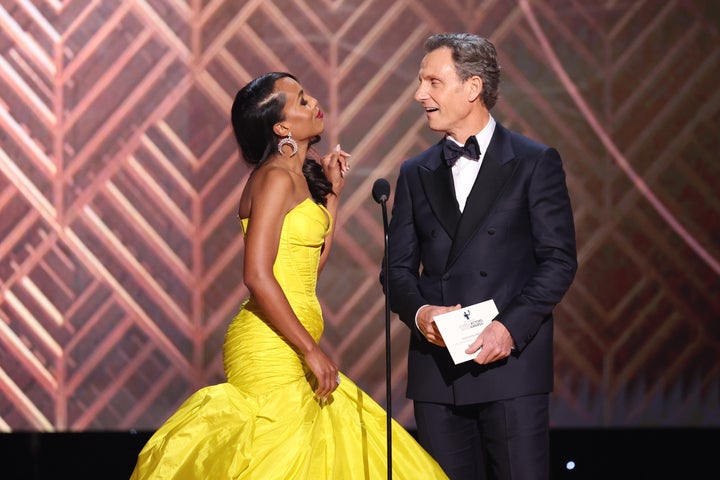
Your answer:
[384,122,578,404]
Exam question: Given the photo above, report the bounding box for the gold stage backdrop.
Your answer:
[0,1,718,431]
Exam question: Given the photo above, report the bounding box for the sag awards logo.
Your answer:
[460,309,485,330]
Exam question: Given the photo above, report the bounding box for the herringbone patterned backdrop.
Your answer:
[0,0,718,431]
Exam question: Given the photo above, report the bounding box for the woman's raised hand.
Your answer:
[322,144,351,192]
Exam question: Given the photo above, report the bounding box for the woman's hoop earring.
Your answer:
[278,133,298,156]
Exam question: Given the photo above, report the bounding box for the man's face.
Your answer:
[414,47,475,139]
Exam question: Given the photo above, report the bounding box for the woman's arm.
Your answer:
[318,145,350,273]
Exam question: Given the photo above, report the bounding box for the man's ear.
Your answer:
[467,76,483,103]
[273,122,290,137]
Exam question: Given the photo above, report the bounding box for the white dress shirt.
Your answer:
[446,116,496,212]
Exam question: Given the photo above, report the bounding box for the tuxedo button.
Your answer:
[480,271,487,277]
[442,274,450,281]
[487,227,496,235]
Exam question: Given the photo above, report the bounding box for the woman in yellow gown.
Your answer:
[130,72,449,479]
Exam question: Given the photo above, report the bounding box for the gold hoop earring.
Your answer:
[278,132,298,156]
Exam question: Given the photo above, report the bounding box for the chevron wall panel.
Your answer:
[0,0,718,432]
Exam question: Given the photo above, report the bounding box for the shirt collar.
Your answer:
[446,115,497,159]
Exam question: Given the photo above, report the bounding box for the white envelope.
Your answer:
[432,299,499,364]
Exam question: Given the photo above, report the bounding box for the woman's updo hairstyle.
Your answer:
[231,72,333,205]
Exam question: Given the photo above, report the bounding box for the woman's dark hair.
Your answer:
[424,33,501,110]
[231,72,333,205]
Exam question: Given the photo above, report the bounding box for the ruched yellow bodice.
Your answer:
[130,198,448,479]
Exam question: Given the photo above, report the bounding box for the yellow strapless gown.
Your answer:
[130,198,448,479]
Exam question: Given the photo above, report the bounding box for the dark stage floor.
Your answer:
[0,428,714,479]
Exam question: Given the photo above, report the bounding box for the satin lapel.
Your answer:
[419,156,460,239]
[446,126,518,269]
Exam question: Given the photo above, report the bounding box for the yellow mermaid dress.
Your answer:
[130,198,448,479]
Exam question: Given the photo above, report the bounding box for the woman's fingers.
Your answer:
[335,144,351,176]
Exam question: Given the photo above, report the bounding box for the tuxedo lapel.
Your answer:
[446,125,518,269]
[418,145,460,238]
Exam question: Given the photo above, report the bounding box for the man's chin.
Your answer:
[425,120,444,133]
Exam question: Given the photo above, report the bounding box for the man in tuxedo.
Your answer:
[382,33,578,480]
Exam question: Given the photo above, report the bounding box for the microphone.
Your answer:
[371,177,392,480]
[372,178,390,204]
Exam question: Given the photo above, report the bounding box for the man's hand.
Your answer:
[465,320,514,364]
[416,304,461,347]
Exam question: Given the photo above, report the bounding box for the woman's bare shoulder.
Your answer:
[239,164,297,218]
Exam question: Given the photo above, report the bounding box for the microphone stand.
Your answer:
[380,196,392,480]
[372,177,392,480]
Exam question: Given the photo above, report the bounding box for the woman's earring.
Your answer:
[278,132,298,156]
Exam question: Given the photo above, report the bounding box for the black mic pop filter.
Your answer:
[372,178,390,204]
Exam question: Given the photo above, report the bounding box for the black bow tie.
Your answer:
[442,136,481,166]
